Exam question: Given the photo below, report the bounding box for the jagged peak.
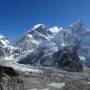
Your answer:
[68,20,86,34]
[32,24,47,30]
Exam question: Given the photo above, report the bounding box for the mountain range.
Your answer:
[0,20,90,70]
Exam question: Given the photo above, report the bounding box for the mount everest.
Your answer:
[0,20,90,72]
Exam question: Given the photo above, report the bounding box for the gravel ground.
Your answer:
[0,61,90,90]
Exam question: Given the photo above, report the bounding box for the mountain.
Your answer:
[12,24,64,51]
[1,20,90,68]
[0,34,20,60]
[8,21,90,68]
[12,24,58,52]
[10,21,88,71]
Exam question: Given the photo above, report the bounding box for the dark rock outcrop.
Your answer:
[54,47,83,72]
[0,66,24,90]
[0,66,18,77]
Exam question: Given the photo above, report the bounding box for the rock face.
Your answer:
[54,47,83,72]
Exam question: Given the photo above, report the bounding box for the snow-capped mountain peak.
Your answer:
[32,24,47,30]
[0,34,9,47]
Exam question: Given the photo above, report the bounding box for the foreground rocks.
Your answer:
[0,66,18,77]
[0,66,24,90]
[0,65,90,90]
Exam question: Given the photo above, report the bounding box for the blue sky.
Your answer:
[0,0,90,39]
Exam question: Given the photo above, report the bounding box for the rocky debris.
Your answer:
[0,64,89,90]
[10,67,90,90]
[0,65,24,90]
